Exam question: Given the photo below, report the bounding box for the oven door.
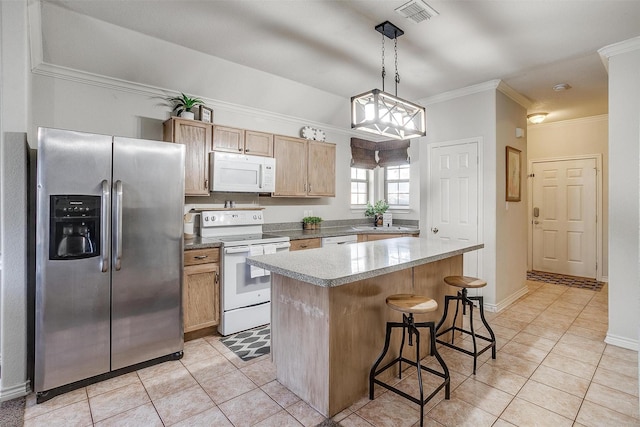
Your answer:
[222,242,290,310]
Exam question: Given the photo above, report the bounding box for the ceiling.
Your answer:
[46,0,640,124]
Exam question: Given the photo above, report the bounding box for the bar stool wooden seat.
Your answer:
[369,294,450,427]
[435,276,496,374]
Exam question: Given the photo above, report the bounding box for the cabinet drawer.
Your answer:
[290,238,322,251]
[184,248,220,266]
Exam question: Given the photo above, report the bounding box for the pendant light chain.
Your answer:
[381,32,386,92]
[394,35,400,96]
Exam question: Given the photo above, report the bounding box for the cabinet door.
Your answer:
[213,126,244,153]
[307,141,336,197]
[273,136,307,196]
[183,263,219,332]
[290,238,322,251]
[244,130,274,157]
[164,118,212,196]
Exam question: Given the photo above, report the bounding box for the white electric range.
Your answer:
[199,210,290,336]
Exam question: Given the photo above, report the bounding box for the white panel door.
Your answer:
[532,158,597,278]
[429,141,479,276]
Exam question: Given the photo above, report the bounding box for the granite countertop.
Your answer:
[247,237,483,287]
[184,225,420,250]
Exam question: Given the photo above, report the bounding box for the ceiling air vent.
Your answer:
[395,0,439,24]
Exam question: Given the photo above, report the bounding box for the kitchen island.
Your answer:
[247,237,483,417]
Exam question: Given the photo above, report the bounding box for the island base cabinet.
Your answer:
[271,255,463,417]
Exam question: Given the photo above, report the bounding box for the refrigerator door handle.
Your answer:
[114,180,123,271]
[100,180,110,272]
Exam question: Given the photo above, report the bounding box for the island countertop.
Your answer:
[247,237,483,287]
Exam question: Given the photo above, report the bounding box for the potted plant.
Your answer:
[166,92,205,120]
[302,216,323,230]
[364,200,389,226]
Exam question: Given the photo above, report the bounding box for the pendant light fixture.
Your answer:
[351,21,426,140]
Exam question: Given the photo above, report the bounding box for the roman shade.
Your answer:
[350,138,378,169]
[351,138,410,169]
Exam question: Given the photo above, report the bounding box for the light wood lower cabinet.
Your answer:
[183,248,220,333]
[290,238,322,251]
[358,233,416,242]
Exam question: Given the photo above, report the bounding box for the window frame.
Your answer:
[384,164,411,208]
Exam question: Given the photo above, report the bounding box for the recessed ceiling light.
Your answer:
[553,83,571,91]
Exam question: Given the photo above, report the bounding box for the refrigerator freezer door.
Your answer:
[111,137,185,370]
[35,128,112,392]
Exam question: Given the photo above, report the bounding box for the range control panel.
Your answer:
[200,209,264,228]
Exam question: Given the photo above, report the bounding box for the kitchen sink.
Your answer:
[351,225,416,232]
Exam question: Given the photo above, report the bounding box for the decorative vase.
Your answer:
[180,111,195,120]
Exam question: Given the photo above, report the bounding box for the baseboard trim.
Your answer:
[605,333,639,351]
[484,286,529,313]
[0,381,30,402]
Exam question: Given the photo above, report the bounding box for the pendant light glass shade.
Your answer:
[351,89,426,140]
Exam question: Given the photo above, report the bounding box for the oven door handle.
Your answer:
[224,246,251,254]
[224,242,291,254]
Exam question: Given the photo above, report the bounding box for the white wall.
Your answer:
[0,0,31,400]
[600,37,640,350]
[419,87,499,307]
[527,115,609,278]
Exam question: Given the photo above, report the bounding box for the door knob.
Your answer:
[431,227,439,234]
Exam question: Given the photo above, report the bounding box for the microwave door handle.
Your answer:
[114,180,123,271]
[259,164,263,189]
[100,180,110,272]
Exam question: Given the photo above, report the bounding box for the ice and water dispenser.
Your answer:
[49,195,101,260]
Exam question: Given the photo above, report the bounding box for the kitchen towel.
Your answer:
[261,244,277,276]
[249,245,265,278]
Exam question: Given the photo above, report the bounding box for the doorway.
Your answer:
[529,155,602,280]
[427,138,482,279]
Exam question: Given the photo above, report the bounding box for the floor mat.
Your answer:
[527,270,604,291]
[221,324,270,361]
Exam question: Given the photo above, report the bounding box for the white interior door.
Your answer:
[532,158,597,278]
[428,140,480,277]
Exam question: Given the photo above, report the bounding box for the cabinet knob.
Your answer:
[238,148,242,152]
[245,148,250,152]
[204,179,208,189]
[214,271,219,284]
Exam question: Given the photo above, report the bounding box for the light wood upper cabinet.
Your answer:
[163,118,212,196]
[212,125,244,153]
[307,141,336,197]
[273,136,308,196]
[213,126,274,157]
[273,135,335,197]
[244,130,274,157]
[183,248,220,333]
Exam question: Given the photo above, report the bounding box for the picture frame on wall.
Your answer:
[506,146,521,202]
[199,106,213,123]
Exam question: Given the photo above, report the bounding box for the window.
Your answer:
[385,165,410,206]
[350,168,369,205]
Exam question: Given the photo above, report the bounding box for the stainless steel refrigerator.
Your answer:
[35,127,185,400]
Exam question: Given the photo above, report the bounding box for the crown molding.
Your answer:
[31,61,358,137]
[418,79,531,109]
[529,114,608,129]
[598,36,640,72]
[496,81,532,109]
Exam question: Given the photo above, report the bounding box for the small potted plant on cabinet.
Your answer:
[166,92,205,120]
[365,200,389,227]
[302,216,323,230]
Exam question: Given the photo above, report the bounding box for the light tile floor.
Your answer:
[22,280,639,426]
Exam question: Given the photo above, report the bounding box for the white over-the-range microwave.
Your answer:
[209,151,276,193]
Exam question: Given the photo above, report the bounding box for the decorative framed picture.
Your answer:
[199,106,213,123]
[506,146,521,202]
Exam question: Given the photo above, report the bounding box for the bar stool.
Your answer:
[369,294,450,427]
[435,276,496,374]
